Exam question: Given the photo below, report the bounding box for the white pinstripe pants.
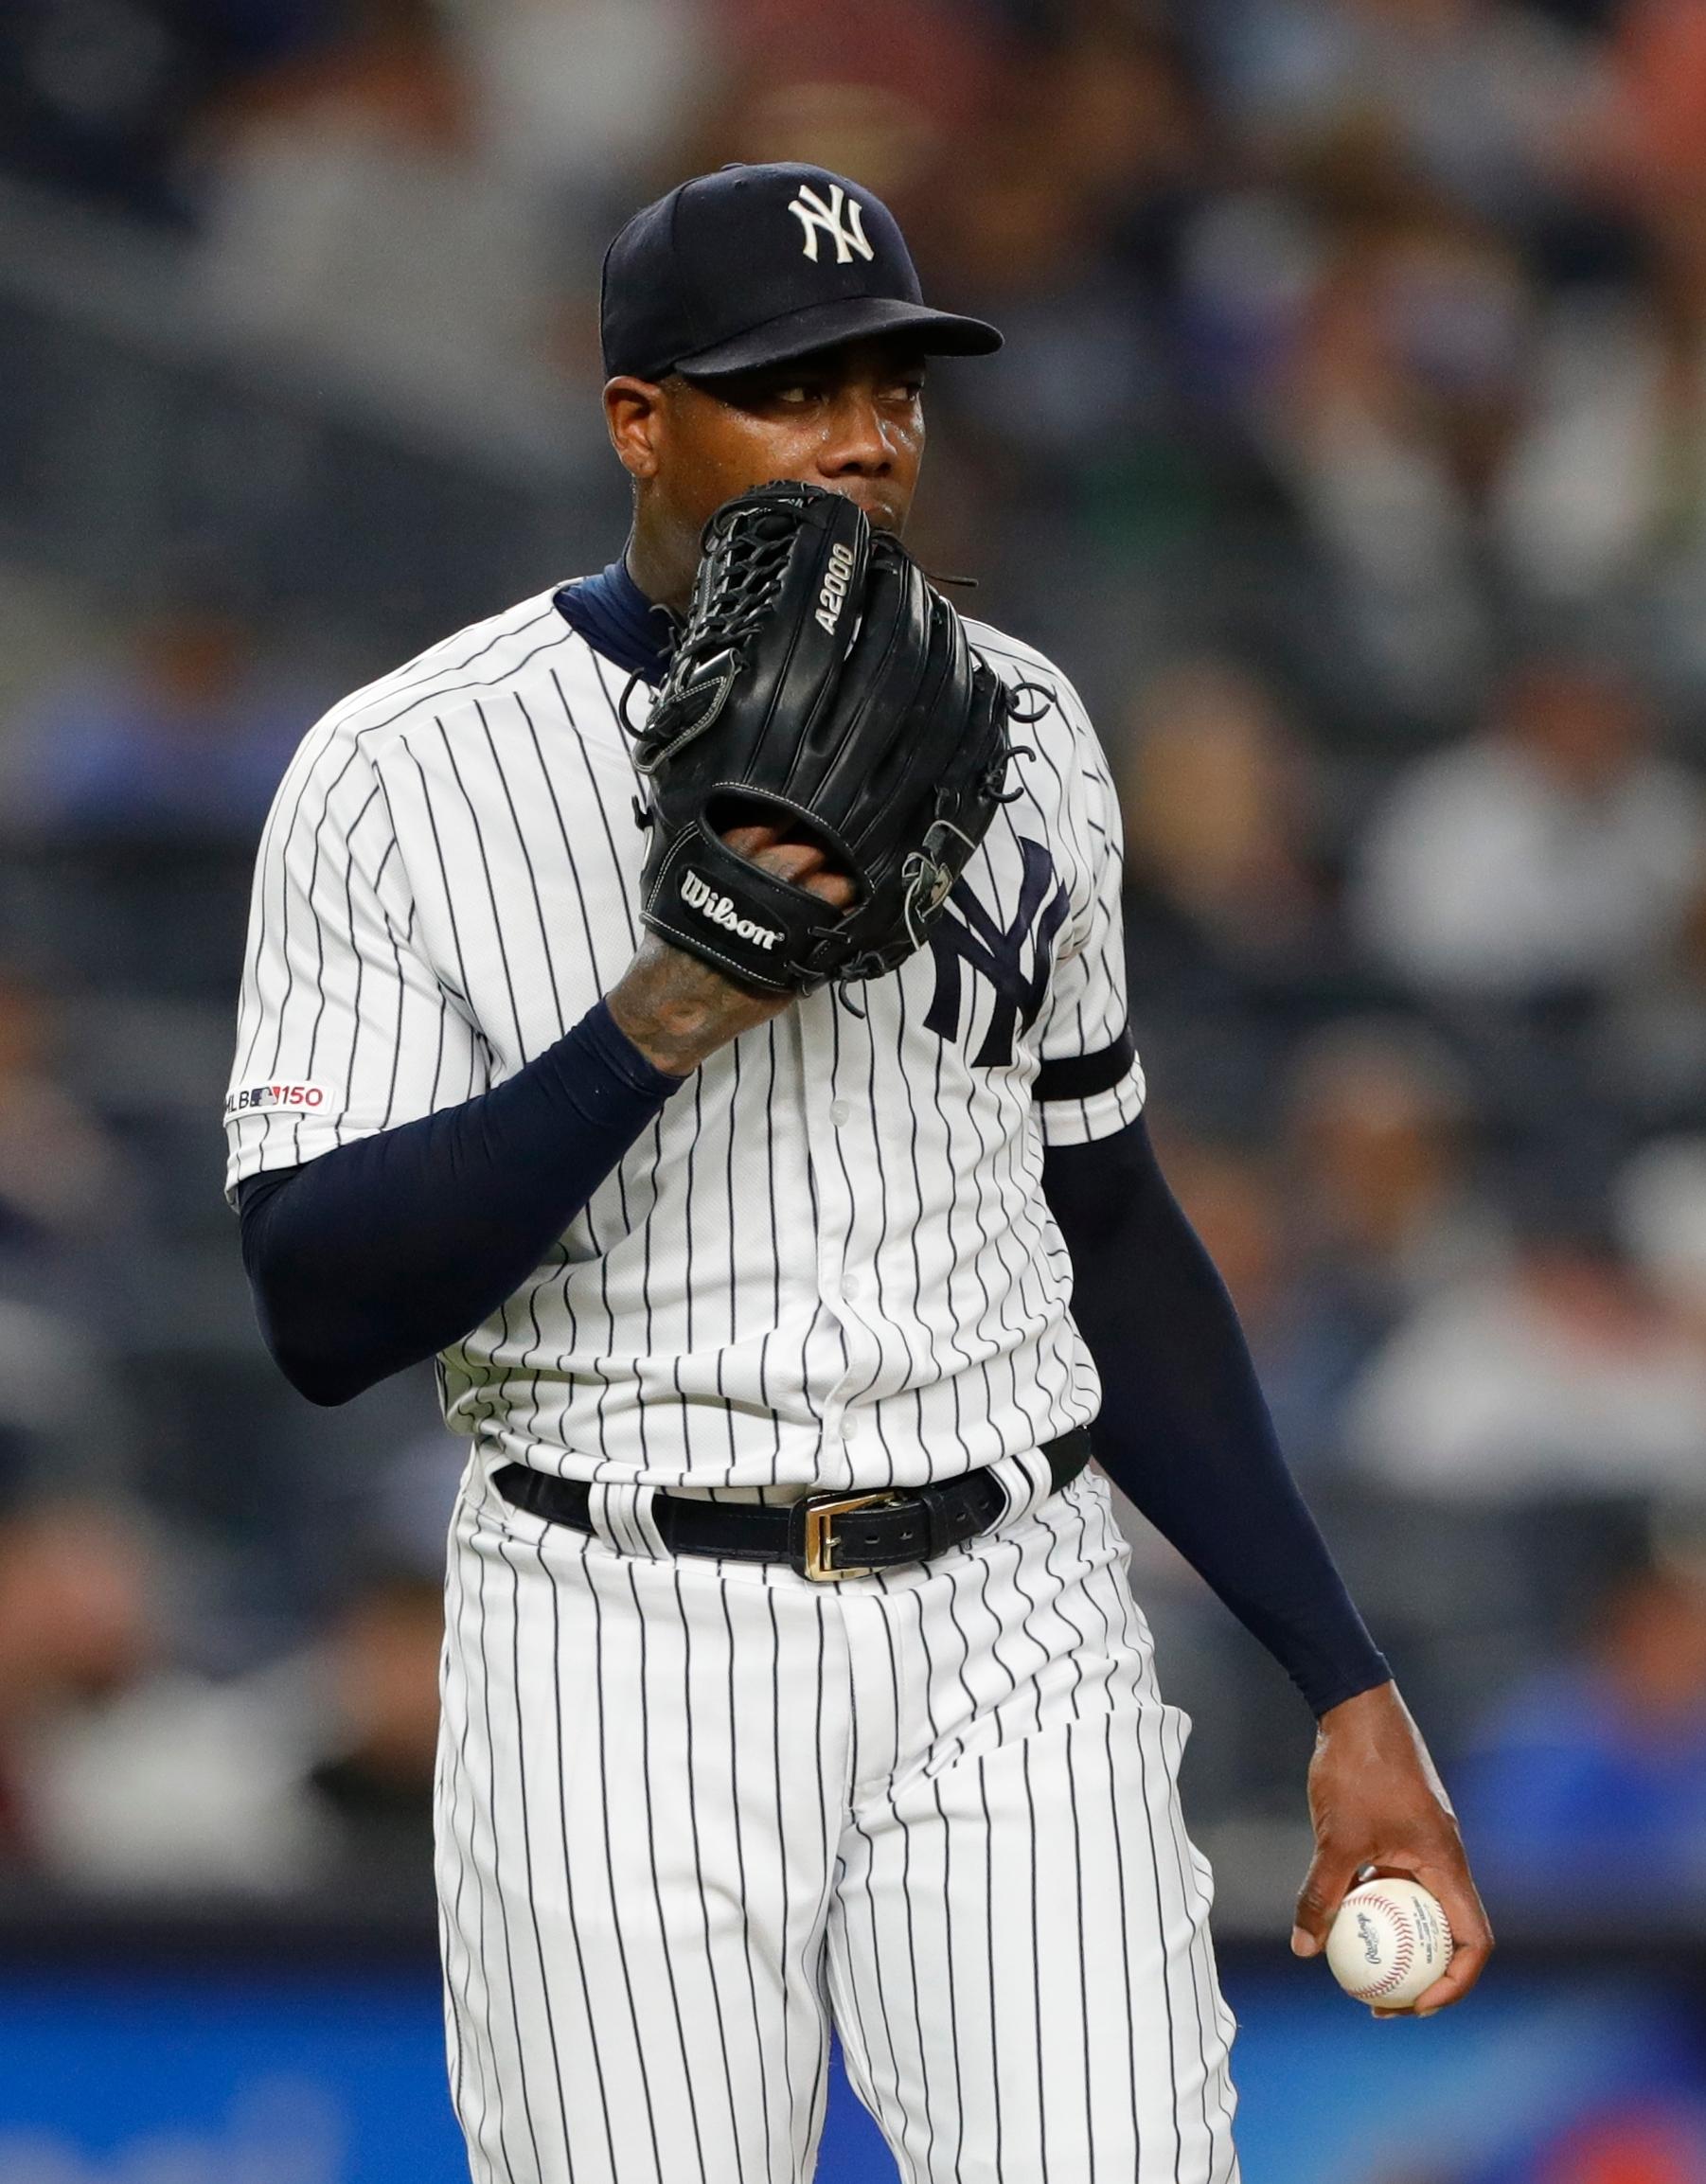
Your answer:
[436,1454,1240,2184]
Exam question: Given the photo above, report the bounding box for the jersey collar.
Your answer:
[553,557,679,685]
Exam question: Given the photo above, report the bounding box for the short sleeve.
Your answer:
[1033,707,1146,1147]
[223,725,488,1199]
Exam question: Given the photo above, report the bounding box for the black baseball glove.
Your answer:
[627,480,1022,995]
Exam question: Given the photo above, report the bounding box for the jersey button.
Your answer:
[829,1099,851,1127]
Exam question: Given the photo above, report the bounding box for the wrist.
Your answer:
[1314,1672,1398,1731]
[575,996,691,1102]
[607,936,776,1075]
[1317,1678,1401,1738]
[605,976,714,1077]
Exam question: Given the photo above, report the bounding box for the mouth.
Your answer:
[830,487,903,534]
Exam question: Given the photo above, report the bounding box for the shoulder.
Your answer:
[964,617,1101,751]
[963,614,1116,819]
[277,586,609,794]
[963,618,1087,715]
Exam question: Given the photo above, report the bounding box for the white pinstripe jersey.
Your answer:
[225,584,1146,1492]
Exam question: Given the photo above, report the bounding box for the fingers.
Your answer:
[752,838,855,910]
[1404,1858,1495,2016]
[720,822,856,911]
[1359,1853,1494,2019]
[1370,1938,1491,2019]
[720,823,783,859]
[1291,1844,1362,1960]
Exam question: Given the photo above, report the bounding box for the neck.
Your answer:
[625,524,698,618]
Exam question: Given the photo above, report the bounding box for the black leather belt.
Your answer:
[494,1426,1092,1583]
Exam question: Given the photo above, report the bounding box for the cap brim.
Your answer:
[673,294,1002,381]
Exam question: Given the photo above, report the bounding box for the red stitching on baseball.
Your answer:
[1351,1893,1416,1998]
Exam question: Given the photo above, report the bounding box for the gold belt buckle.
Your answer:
[796,1491,901,1582]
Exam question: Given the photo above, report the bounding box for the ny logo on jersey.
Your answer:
[787,182,875,266]
[925,838,1070,1068]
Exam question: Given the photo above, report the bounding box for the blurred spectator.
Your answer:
[0,973,133,1274]
[1159,1131,1371,1470]
[354,1426,470,1573]
[0,1297,126,1494]
[445,0,707,213]
[0,1501,153,1864]
[1176,181,1324,439]
[1270,189,1534,709]
[942,166,1182,494]
[1615,1135,1706,1337]
[702,0,1008,212]
[4,1500,328,1894]
[301,1569,441,1894]
[1346,1217,1706,1498]
[1119,660,1349,1129]
[1123,660,1330,962]
[1352,655,1706,998]
[8,598,298,840]
[1496,198,1706,647]
[1454,1553,1706,1903]
[929,20,1202,470]
[1591,874,1706,1131]
[1196,0,1606,230]
[11,1503,442,1900]
[191,0,563,432]
[1162,1015,1503,1474]
[1601,0,1706,207]
[0,1,329,222]
[1283,1016,1504,1309]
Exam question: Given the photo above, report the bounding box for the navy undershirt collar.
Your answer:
[553,557,678,685]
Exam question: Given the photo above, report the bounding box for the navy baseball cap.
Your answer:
[600,163,1002,383]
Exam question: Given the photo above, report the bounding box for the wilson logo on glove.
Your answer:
[815,541,856,635]
[681,869,782,950]
[628,481,1017,996]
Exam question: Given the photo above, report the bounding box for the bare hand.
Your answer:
[1292,1681,1493,2017]
[607,822,854,1076]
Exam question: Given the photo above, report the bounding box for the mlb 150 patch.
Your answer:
[224,1080,339,1119]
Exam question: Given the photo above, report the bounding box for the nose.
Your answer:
[815,388,894,479]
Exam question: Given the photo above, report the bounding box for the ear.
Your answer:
[604,377,667,480]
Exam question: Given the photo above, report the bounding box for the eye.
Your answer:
[773,382,816,406]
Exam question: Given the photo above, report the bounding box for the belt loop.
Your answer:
[584,1481,670,1561]
[984,1443,1056,1529]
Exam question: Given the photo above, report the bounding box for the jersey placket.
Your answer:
[793,995,884,1456]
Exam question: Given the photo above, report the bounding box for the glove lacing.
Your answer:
[625,501,802,774]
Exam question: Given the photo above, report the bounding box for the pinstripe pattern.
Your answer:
[223,594,1144,1494]
[439,1457,1238,2184]
[233,583,1238,2177]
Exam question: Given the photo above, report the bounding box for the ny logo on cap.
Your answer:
[788,182,874,266]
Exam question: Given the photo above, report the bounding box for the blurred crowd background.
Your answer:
[3,0,1706,1948]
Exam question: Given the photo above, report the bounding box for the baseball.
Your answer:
[1325,1879,1453,2010]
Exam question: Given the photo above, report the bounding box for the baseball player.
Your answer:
[227,164,1490,2183]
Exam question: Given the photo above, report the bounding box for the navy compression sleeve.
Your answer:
[1042,1116,1390,1717]
[236,1000,683,1406]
